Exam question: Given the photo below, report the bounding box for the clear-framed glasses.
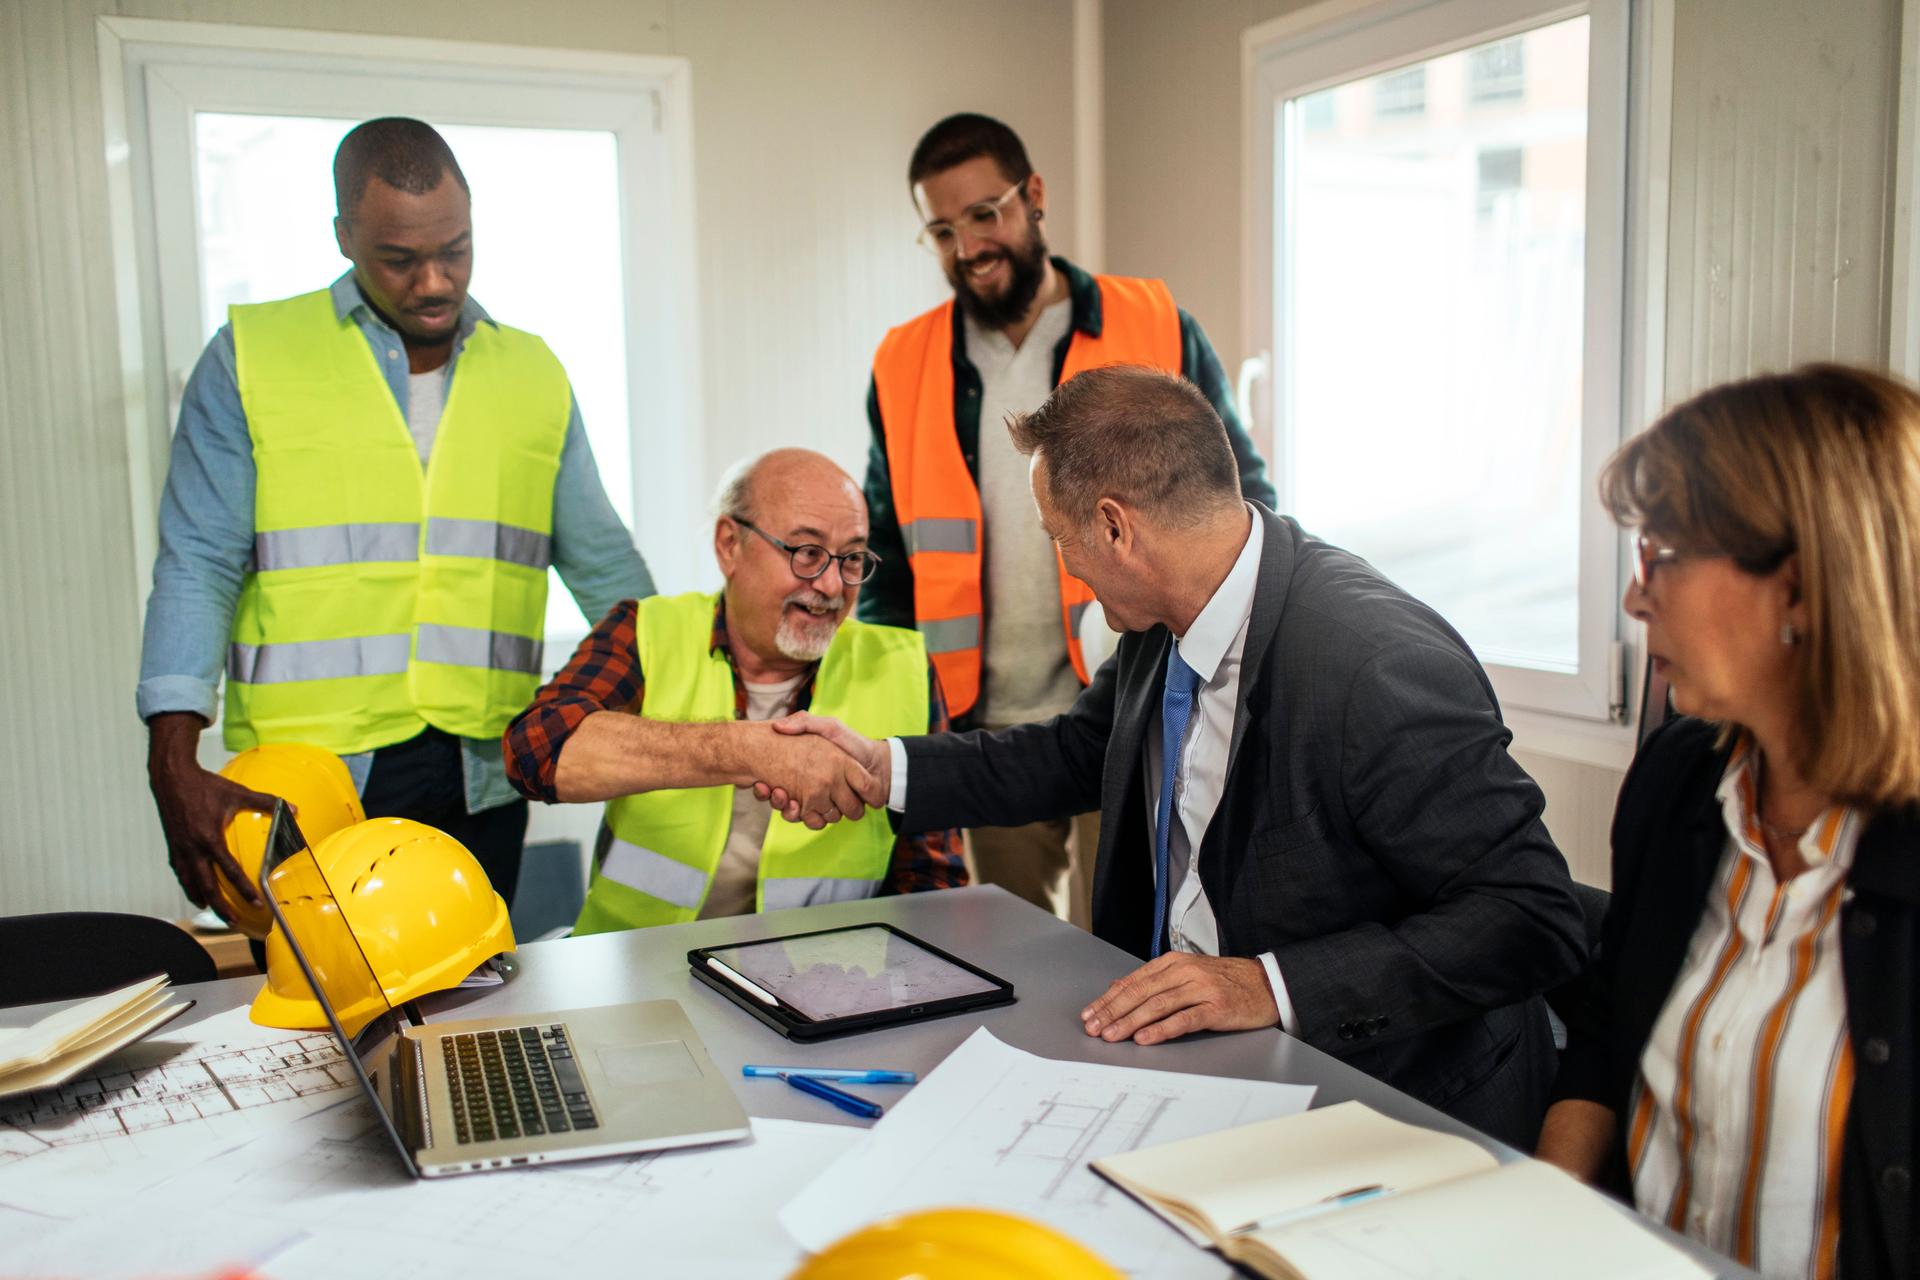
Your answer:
[733,518,881,585]
[1631,533,1682,588]
[915,179,1028,256]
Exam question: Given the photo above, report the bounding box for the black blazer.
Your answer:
[901,506,1588,1147]
[1554,716,1918,1279]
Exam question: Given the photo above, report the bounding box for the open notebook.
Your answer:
[1092,1101,1709,1280]
[0,976,194,1098]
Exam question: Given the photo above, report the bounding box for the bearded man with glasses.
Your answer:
[859,113,1277,928]
[504,449,966,933]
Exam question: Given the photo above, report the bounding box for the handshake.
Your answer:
[745,713,891,828]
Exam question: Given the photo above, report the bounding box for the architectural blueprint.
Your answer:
[0,1006,359,1218]
[779,1028,1316,1278]
[0,1107,861,1280]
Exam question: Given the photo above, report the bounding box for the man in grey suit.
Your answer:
[765,365,1587,1146]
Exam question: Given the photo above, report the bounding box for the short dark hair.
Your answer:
[907,113,1034,190]
[1008,365,1242,528]
[333,117,469,219]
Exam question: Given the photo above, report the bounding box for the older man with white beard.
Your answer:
[504,448,966,932]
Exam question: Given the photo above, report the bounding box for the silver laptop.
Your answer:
[258,801,749,1177]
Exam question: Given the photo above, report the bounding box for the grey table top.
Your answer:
[5,885,1750,1276]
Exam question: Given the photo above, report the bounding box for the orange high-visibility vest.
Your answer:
[872,275,1181,717]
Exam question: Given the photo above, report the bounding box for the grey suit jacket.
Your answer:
[900,506,1588,1146]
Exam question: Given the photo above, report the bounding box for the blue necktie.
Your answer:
[1151,645,1201,958]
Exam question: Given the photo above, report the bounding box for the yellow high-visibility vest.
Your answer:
[574,591,930,934]
[225,288,570,754]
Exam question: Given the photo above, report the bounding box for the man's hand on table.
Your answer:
[751,712,890,827]
[146,711,278,912]
[1080,953,1279,1046]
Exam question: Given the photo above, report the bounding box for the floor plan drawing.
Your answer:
[998,1087,1177,1202]
[0,1007,365,1219]
[0,1031,352,1151]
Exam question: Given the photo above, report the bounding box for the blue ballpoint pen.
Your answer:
[741,1065,917,1084]
[779,1072,885,1119]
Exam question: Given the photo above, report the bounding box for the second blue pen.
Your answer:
[779,1072,884,1119]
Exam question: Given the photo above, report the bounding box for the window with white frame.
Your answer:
[1248,0,1630,721]
[104,22,706,671]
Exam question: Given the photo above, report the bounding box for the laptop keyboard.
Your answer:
[442,1024,599,1145]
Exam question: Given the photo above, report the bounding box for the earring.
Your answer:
[1780,622,1799,646]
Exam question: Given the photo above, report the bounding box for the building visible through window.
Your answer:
[1373,67,1427,118]
[1477,146,1524,217]
[1300,90,1336,131]
[1468,38,1526,103]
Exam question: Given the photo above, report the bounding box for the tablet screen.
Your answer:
[703,926,1001,1022]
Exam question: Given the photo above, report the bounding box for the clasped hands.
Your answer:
[745,712,890,829]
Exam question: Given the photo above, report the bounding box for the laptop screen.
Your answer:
[259,801,418,1172]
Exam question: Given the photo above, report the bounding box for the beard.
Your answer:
[946,219,1049,331]
[773,588,845,662]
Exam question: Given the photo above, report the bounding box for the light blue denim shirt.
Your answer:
[138,272,653,813]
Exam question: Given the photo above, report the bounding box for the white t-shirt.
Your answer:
[964,296,1083,725]
[697,673,806,920]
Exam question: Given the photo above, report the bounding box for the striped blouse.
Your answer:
[1628,737,1859,1279]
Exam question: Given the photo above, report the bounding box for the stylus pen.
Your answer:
[779,1072,884,1119]
[742,1065,917,1084]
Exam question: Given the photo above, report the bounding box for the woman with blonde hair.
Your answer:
[1539,364,1920,1278]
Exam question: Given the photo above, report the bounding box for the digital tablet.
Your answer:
[687,923,1016,1041]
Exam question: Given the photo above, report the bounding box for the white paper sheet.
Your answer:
[0,1005,360,1218]
[0,1102,863,1280]
[779,1028,1315,1279]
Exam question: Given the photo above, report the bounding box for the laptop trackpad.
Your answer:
[596,1039,701,1087]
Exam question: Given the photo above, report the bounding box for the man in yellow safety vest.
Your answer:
[140,118,652,917]
[504,449,966,931]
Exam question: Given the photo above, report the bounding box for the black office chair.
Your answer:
[0,912,216,1008]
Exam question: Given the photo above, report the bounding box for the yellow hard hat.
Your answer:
[250,817,514,1036]
[789,1208,1125,1280]
[216,744,364,939]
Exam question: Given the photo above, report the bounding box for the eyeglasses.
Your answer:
[733,518,881,585]
[915,179,1028,256]
[1631,534,1683,588]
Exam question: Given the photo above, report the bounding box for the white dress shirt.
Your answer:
[889,504,1296,1030]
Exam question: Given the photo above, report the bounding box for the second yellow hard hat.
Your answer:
[216,743,364,939]
[789,1208,1125,1280]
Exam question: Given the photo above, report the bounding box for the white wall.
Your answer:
[0,0,1077,917]
[1100,0,1906,886]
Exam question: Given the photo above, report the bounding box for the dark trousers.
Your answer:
[362,727,528,907]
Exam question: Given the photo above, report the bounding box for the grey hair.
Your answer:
[712,455,762,523]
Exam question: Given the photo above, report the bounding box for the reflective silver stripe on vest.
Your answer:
[414,624,543,675]
[901,517,978,556]
[425,517,553,571]
[917,614,981,655]
[1067,600,1092,635]
[226,634,412,685]
[251,522,420,572]
[760,878,881,911]
[598,839,709,910]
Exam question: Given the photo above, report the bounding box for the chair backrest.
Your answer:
[0,912,216,1008]
[509,839,586,942]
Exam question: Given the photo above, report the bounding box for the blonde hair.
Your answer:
[1600,363,1920,807]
